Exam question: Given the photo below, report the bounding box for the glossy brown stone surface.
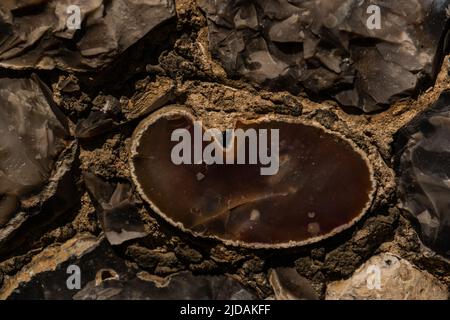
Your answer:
[0,0,176,72]
[199,0,450,112]
[130,107,375,247]
[0,75,71,227]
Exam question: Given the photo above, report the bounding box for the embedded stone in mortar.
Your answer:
[130,106,376,248]
[83,172,148,245]
[0,75,71,227]
[326,253,448,300]
[269,267,318,300]
[0,0,176,71]
[395,91,450,256]
[74,271,256,300]
[198,0,450,112]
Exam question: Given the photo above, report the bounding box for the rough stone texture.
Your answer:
[130,105,376,248]
[326,253,448,300]
[199,0,450,112]
[74,271,256,300]
[75,95,121,139]
[0,75,77,250]
[0,234,255,300]
[0,76,69,221]
[0,234,108,299]
[0,0,449,301]
[0,0,176,71]
[396,91,450,257]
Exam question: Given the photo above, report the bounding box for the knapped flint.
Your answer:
[0,75,77,248]
[74,270,256,300]
[199,0,450,112]
[1,235,255,300]
[396,90,450,257]
[83,172,147,246]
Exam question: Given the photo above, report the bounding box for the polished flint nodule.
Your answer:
[0,0,176,71]
[199,0,450,112]
[396,91,450,256]
[130,106,375,248]
[0,75,71,228]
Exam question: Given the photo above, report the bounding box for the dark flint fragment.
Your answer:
[199,0,450,112]
[268,267,319,300]
[75,95,121,138]
[56,75,80,93]
[0,75,76,247]
[83,172,147,245]
[75,111,117,139]
[1,234,255,299]
[126,79,176,120]
[395,91,450,256]
[74,270,256,300]
[1,235,132,299]
[0,0,176,72]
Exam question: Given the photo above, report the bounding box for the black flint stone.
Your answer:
[6,236,255,300]
[83,172,147,246]
[0,0,176,72]
[199,0,450,112]
[395,91,450,256]
[0,75,76,250]
[74,271,256,300]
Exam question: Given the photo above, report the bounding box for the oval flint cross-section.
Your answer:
[130,106,376,248]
